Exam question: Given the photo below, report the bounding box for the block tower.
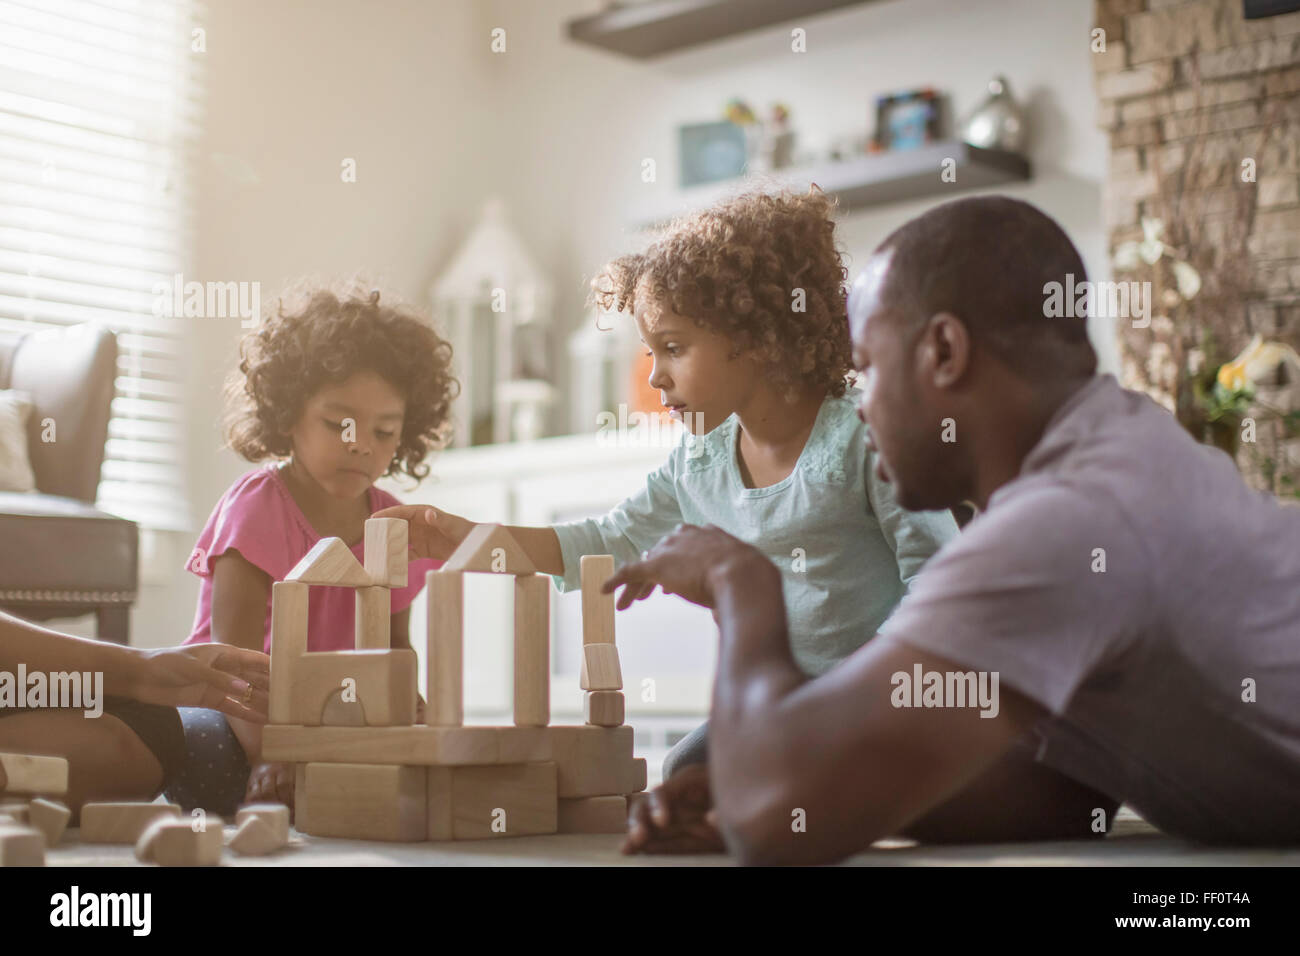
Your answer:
[263,519,646,841]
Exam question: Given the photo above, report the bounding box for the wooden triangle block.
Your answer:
[441,524,535,575]
[286,537,371,586]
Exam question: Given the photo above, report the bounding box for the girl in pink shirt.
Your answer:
[169,281,456,817]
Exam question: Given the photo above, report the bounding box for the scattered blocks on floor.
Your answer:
[135,817,223,867]
[230,817,284,857]
[0,753,68,796]
[0,823,45,866]
[235,803,290,846]
[27,798,70,848]
[80,802,182,844]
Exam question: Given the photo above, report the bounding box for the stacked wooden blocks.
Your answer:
[0,753,70,865]
[265,521,646,841]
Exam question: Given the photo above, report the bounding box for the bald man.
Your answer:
[607,195,1300,865]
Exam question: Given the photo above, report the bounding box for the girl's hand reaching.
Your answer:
[370,504,474,563]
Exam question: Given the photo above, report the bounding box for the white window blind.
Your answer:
[0,0,201,530]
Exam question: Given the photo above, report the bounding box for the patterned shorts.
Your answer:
[162,708,251,818]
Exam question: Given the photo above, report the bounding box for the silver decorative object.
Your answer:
[962,76,1026,153]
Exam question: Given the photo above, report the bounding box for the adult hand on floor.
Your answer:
[622,763,726,855]
[120,644,270,722]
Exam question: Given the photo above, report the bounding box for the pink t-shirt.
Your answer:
[183,464,438,653]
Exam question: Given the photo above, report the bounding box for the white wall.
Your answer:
[118,0,1111,647]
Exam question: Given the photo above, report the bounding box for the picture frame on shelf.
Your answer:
[678,120,748,188]
[871,88,943,152]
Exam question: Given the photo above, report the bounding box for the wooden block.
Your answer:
[557,795,627,834]
[426,570,463,726]
[450,763,557,840]
[364,516,408,588]
[354,586,391,650]
[289,649,418,727]
[0,824,44,866]
[298,762,425,841]
[580,555,616,645]
[80,802,182,844]
[426,767,453,841]
[0,799,28,824]
[513,575,550,727]
[270,580,307,725]
[27,798,69,848]
[497,726,552,763]
[548,725,639,797]
[0,753,68,796]
[229,817,284,856]
[441,524,535,575]
[235,803,290,846]
[135,818,223,866]
[628,756,648,793]
[293,763,309,832]
[579,643,622,691]
[285,537,370,586]
[262,724,501,766]
[583,691,624,727]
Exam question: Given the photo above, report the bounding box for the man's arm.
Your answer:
[607,524,1048,865]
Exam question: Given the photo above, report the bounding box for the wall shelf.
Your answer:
[629,140,1032,229]
[566,0,882,59]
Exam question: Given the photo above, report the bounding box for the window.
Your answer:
[0,0,201,529]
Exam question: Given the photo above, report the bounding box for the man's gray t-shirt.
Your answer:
[878,374,1300,843]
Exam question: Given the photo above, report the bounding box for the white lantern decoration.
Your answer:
[431,198,555,446]
[568,309,641,434]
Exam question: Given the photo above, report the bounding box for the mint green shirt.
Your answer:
[550,390,958,675]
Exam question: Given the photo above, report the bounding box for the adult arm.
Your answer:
[0,609,268,721]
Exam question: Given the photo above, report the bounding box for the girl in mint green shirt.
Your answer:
[383,188,956,775]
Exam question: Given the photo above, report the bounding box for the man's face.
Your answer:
[848,252,953,512]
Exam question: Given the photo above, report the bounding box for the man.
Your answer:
[605,196,1300,865]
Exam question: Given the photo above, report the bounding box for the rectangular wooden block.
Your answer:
[354,586,391,650]
[583,691,624,727]
[557,795,627,834]
[0,753,68,796]
[450,763,557,840]
[364,517,408,588]
[426,570,464,726]
[426,767,453,841]
[262,725,501,766]
[497,726,553,763]
[290,649,418,727]
[0,824,44,866]
[579,643,622,691]
[298,762,425,842]
[513,575,550,727]
[270,580,307,725]
[548,725,639,797]
[80,802,181,844]
[580,555,616,645]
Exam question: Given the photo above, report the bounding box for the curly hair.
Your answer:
[223,279,459,481]
[590,186,852,400]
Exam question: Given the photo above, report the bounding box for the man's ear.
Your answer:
[921,312,970,389]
